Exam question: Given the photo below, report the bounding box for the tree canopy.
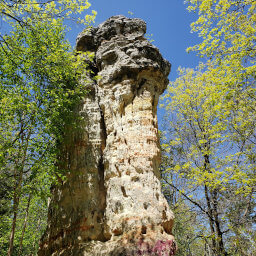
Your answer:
[161,0,256,255]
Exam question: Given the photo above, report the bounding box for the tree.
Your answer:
[160,132,206,256]
[162,66,228,255]
[185,1,256,191]
[160,3,255,256]
[162,2,256,249]
[161,65,256,255]
[0,1,96,255]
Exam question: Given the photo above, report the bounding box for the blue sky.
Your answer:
[67,0,202,81]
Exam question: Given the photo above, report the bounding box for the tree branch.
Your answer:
[163,178,215,222]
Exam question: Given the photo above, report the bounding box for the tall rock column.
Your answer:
[38,15,176,256]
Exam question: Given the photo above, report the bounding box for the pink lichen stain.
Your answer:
[137,239,176,256]
[137,239,152,255]
[152,240,176,256]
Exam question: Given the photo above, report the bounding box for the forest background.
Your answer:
[0,0,255,255]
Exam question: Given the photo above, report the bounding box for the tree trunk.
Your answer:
[7,189,20,256]
[204,184,217,254]
[8,124,32,256]
[18,194,31,256]
[32,216,42,254]
[211,189,227,256]
[204,152,227,255]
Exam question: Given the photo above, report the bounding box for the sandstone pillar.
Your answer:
[38,15,176,256]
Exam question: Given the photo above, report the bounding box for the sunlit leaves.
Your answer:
[0,0,96,27]
[186,0,256,64]
[0,1,95,254]
[161,1,255,254]
[163,62,255,195]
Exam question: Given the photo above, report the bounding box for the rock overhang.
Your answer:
[76,15,171,91]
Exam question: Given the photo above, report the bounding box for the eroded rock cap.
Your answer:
[76,15,146,52]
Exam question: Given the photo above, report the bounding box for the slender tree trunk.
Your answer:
[204,151,227,256]
[8,188,20,256]
[32,214,42,254]
[8,124,32,256]
[203,150,227,255]
[204,184,217,254]
[212,189,227,256]
[8,159,23,256]
[18,194,31,256]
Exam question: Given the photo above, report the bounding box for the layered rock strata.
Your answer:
[38,15,175,256]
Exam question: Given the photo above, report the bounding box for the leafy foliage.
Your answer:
[161,0,256,255]
[0,1,96,255]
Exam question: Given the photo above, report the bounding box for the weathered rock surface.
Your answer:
[38,15,175,256]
